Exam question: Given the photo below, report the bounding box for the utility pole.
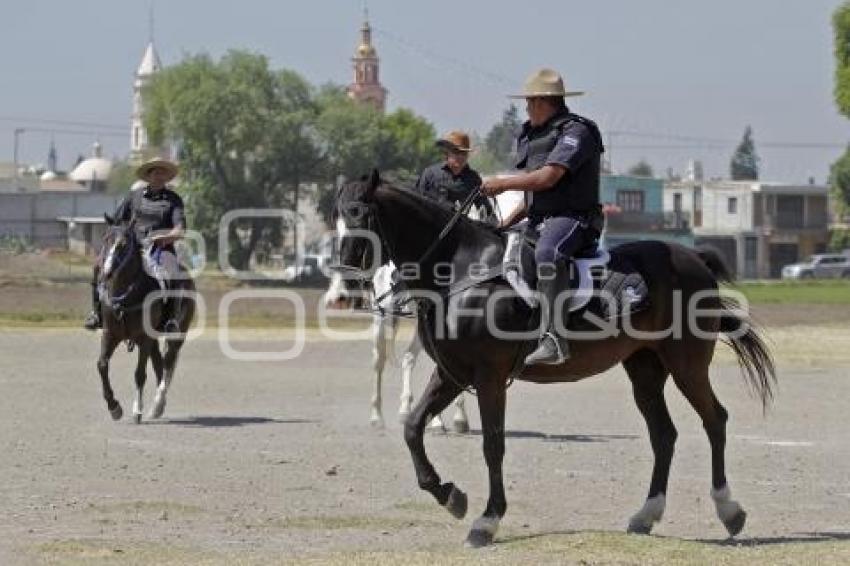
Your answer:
[13,128,25,190]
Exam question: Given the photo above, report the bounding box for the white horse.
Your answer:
[325,260,470,431]
[324,190,522,431]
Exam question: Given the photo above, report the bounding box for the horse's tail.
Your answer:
[696,247,777,408]
[717,296,776,409]
[697,246,735,284]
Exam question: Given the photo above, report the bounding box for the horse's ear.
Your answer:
[366,169,381,199]
[104,213,114,226]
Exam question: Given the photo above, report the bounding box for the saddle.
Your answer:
[501,230,650,321]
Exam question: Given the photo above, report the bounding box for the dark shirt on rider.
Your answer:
[415,162,493,215]
[114,186,186,245]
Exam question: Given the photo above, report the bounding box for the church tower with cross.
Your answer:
[346,10,387,112]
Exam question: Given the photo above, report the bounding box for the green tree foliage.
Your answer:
[829,147,850,250]
[627,159,654,178]
[484,104,521,169]
[144,51,322,269]
[834,3,850,118]
[144,51,440,261]
[730,126,760,181]
[313,85,438,221]
[106,160,138,195]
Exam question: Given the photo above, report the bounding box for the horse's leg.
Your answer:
[97,333,122,420]
[623,349,675,534]
[661,346,746,537]
[150,339,164,388]
[451,394,469,434]
[398,328,419,422]
[131,340,152,424]
[404,368,466,518]
[149,338,183,419]
[370,314,387,428]
[465,373,507,548]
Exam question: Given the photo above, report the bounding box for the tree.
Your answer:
[484,104,522,169]
[834,3,850,118]
[313,85,439,221]
[829,146,850,250]
[627,159,654,178]
[143,51,322,269]
[730,126,760,180]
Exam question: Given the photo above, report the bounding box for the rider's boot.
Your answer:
[524,260,571,365]
[83,282,103,330]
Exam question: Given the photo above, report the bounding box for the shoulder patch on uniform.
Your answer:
[561,134,579,147]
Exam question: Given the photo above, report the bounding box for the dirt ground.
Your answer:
[0,326,848,565]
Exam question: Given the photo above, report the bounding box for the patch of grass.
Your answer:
[285,531,850,565]
[733,280,850,304]
[32,539,247,566]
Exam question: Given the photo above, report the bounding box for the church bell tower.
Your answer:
[346,11,387,112]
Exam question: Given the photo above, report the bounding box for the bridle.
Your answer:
[332,186,483,315]
[101,228,144,313]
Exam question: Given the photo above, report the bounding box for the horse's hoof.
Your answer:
[149,398,165,419]
[723,509,747,537]
[109,404,123,421]
[398,411,410,424]
[627,521,653,535]
[370,416,385,429]
[133,413,142,425]
[464,516,499,547]
[444,484,467,520]
[452,420,470,434]
[464,529,494,548]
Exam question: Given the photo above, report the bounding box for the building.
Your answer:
[0,191,120,253]
[664,179,830,278]
[130,40,161,160]
[68,142,112,192]
[346,14,387,112]
[600,174,694,247]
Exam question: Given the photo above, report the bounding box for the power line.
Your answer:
[0,116,127,131]
[4,126,127,139]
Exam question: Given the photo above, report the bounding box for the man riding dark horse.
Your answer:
[482,68,605,365]
[416,130,495,220]
[84,158,186,334]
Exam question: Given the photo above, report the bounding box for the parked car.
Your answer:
[781,254,850,279]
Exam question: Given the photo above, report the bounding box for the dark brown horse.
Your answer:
[96,217,195,424]
[333,171,775,547]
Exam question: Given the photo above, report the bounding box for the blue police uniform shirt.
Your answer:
[518,115,602,216]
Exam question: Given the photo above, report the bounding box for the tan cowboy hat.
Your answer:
[135,158,179,183]
[436,130,473,153]
[508,68,585,98]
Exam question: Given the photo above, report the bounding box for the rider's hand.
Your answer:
[481,177,506,197]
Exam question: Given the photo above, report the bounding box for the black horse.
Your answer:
[96,216,195,424]
[334,171,775,547]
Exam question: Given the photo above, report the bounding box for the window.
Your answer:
[728,197,738,214]
[616,190,645,212]
[673,193,682,212]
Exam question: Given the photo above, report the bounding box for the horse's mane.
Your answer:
[375,182,502,241]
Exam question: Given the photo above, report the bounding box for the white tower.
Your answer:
[130,39,161,160]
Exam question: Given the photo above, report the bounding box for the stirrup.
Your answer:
[524,333,567,365]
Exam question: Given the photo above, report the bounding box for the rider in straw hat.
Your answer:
[416,130,494,219]
[481,68,605,365]
[84,158,186,333]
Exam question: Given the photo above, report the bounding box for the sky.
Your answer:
[1,0,848,183]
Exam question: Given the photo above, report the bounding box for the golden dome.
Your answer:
[357,43,376,58]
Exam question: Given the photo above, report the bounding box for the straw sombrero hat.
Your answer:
[508,68,585,98]
[136,158,179,183]
[436,131,473,153]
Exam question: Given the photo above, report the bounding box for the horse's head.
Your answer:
[100,215,140,284]
[325,170,384,309]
